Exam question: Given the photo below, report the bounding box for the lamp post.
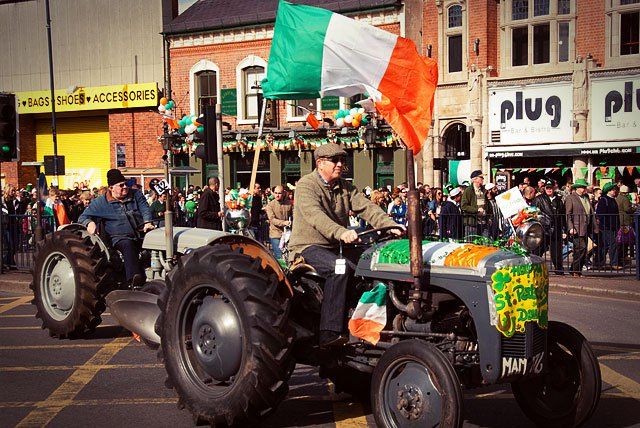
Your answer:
[45,0,60,182]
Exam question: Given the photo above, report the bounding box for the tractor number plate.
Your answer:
[501,351,545,378]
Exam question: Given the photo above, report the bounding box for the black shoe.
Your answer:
[319,330,348,348]
[130,274,146,289]
[554,270,565,276]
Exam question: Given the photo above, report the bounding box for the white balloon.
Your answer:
[349,108,358,116]
[164,109,172,116]
[358,107,365,115]
[158,104,166,113]
[344,115,353,124]
[336,118,345,127]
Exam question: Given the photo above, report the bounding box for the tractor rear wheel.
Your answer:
[31,231,115,338]
[512,321,601,428]
[158,245,294,426]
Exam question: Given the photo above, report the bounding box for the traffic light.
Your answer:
[203,104,218,164]
[0,93,18,162]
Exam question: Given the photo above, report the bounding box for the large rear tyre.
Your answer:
[159,245,294,426]
[30,231,115,338]
[372,340,463,428]
[512,321,601,428]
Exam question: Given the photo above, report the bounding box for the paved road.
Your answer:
[1,290,639,428]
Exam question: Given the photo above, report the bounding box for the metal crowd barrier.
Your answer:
[2,214,55,271]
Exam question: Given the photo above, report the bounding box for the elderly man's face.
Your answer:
[273,186,285,201]
[110,181,129,200]
[317,155,344,182]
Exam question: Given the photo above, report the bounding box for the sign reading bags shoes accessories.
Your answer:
[16,83,158,114]
[590,75,640,141]
[489,82,573,145]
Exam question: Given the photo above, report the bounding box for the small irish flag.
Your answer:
[348,283,387,345]
[262,1,437,154]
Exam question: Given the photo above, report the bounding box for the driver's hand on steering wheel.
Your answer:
[340,229,359,244]
[389,226,405,236]
[86,221,97,235]
[143,222,156,232]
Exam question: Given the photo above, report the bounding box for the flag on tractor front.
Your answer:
[348,283,387,345]
[261,0,438,154]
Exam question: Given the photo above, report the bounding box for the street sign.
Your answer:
[43,155,65,175]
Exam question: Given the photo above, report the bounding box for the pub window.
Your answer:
[503,0,574,68]
[196,70,217,116]
[621,11,639,55]
[446,4,464,74]
[242,66,265,120]
[606,0,640,63]
[288,98,319,121]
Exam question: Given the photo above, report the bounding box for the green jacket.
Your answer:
[288,170,396,257]
[616,194,634,227]
[460,186,478,226]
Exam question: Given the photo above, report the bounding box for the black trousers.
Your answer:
[571,236,587,273]
[114,239,144,283]
[300,245,362,333]
[539,233,564,272]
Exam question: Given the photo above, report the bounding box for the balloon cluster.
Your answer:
[334,107,369,128]
[225,188,253,210]
[157,97,175,114]
[177,114,204,137]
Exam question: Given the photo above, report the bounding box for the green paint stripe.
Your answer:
[262,1,332,100]
[358,283,387,306]
[449,160,460,186]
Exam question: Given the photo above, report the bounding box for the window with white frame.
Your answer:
[437,1,467,82]
[236,56,268,124]
[189,60,220,117]
[288,98,319,121]
[606,0,640,64]
[502,0,575,69]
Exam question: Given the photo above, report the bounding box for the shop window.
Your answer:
[503,0,574,69]
[288,98,319,121]
[375,149,394,189]
[448,35,463,73]
[281,152,301,187]
[231,152,270,189]
[606,0,640,65]
[342,150,354,182]
[236,56,268,124]
[437,2,467,82]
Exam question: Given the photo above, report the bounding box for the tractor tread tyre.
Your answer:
[372,339,463,428]
[512,321,601,428]
[30,231,115,338]
[158,245,294,427]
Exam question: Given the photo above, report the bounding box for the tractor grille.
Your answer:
[501,322,547,359]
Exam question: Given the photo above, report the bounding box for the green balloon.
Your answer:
[197,126,204,133]
[361,116,369,125]
[185,117,192,125]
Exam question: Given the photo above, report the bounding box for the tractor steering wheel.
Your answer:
[355,225,405,245]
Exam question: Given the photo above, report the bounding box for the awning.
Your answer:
[486,141,640,159]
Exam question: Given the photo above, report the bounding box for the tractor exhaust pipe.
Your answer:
[106,290,161,345]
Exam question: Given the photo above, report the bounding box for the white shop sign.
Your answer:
[489,82,573,145]
[590,75,640,141]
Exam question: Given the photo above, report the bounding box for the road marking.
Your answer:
[0,324,118,330]
[0,296,31,314]
[0,314,35,318]
[0,397,178,409]
[599,352,640,361]
[0,343,144,351]
[0,363,163,372]
[0,296,22,301]
[600,363,640,401]
[327,381,369,428]
[15,336,132,427]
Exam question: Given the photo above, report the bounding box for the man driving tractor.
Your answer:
[78,168,155,287]
[288,143,402,348]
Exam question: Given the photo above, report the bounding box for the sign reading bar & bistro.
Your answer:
[590,74,640,141]
[17,83,158,114]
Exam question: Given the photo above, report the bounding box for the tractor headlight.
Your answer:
[515,222,544,251]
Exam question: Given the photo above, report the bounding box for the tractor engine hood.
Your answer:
[357,239,543,280]
[143,227,229,253]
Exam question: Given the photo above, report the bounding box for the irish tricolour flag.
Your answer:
[262,1,438,154]
[348,283,387,345]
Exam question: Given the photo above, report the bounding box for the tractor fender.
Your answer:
[210,235,294,297]
[58,223,112,262]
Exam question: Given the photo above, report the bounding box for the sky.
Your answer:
[178,0,198,14]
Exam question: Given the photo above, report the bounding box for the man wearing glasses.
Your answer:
[289,143,400,347]
[79,168,154,287]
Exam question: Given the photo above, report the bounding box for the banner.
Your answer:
[17,83,158,114]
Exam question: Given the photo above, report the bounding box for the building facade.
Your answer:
[0,0,175,188]
[423,0,640,189]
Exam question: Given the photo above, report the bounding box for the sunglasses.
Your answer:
[322,156,345,164]
[113,182,128,188]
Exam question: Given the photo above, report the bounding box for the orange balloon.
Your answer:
[354,113,362,121]
[159,97,168,106]
[193,120,201,127]
[352,120,360,128]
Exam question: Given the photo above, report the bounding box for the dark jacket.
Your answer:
[196,187,222,230]
[595,195,620,231]
[439,200,463,240]
[533,192,566,237]
[78,189,152,245]
[461,185,483,226]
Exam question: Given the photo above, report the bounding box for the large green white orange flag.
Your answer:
[262,1,438,154]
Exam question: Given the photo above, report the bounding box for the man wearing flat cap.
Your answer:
[533,179,566,274]
[79,168,154,287]
[565,179,596,276]
[289,143,401,347]
[461,169,486,237]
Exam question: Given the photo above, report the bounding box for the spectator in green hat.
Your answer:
[596,182,620,269]
[565,178,595,276]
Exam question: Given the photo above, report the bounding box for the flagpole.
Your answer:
[405,149,426,320]
[249,98,268,194]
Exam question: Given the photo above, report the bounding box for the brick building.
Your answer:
[0,0,176,189]
[163,0,640,190]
